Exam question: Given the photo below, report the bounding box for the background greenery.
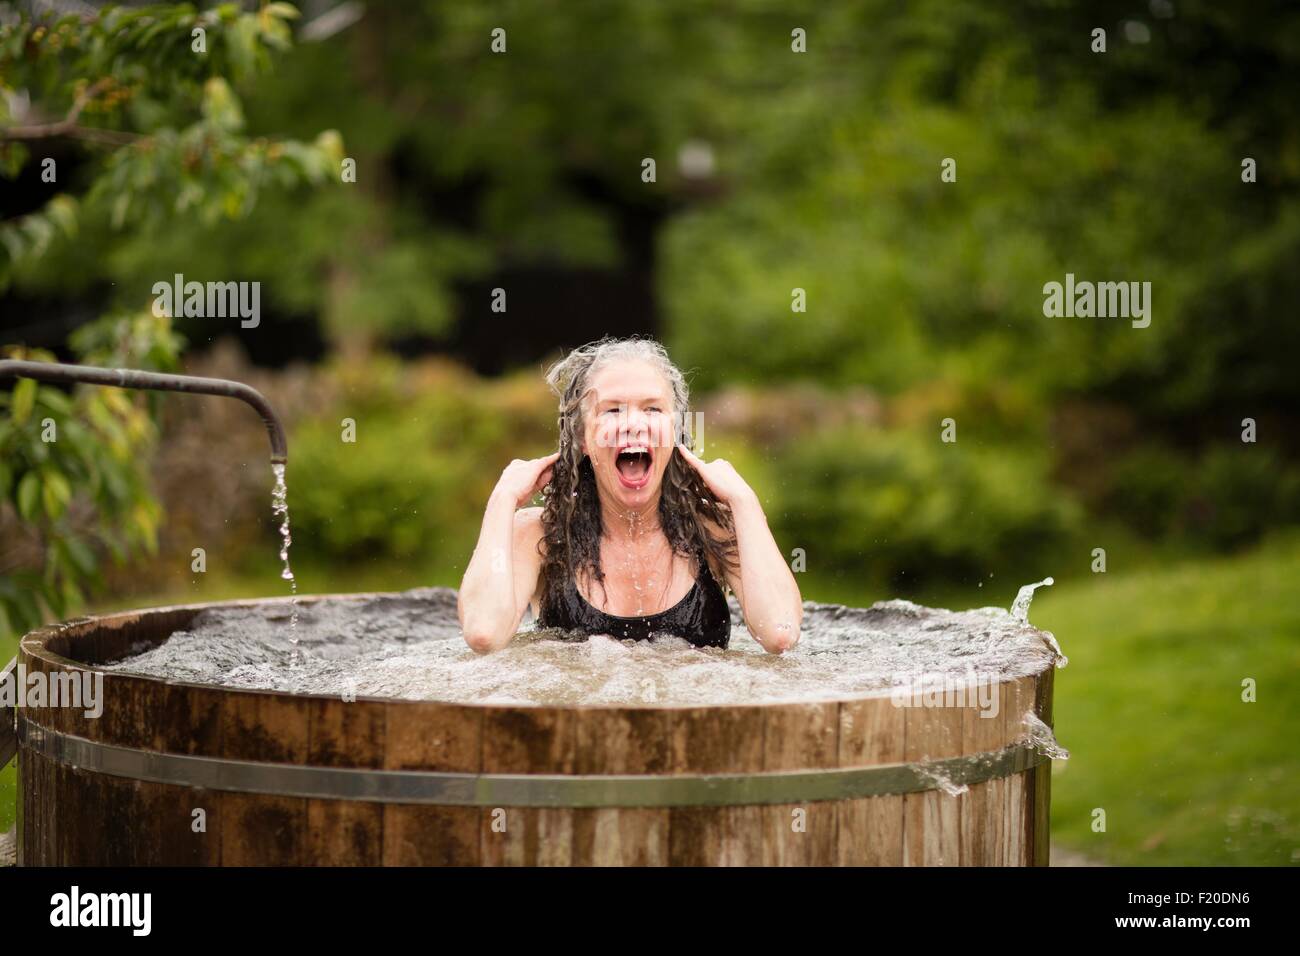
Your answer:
[2,0,1297,866]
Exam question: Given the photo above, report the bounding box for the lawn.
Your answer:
[3,533,1297,865]
[1034,531,1300,866]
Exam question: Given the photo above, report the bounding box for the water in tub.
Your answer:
[104,575,1067,731]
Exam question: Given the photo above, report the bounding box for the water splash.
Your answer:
[1009,576,1067,667]
[1019,711,1070,761]
[917,766,969,797]
[1009,576,1053,623]
[271,463,300,638]
[1038,627,1067,667]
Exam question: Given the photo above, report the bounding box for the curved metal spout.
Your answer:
[0,359,287,463]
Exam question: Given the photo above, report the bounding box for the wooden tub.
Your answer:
[9,591,1055,865]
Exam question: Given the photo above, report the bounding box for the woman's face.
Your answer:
[580,358,677,513]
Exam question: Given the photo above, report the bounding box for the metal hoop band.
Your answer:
[18,715,1047,808]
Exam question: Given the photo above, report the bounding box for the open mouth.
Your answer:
[614,445,653,489]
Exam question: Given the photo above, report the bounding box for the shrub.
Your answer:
[286,365,553,565]
[1102,445,1192,539]
[767,424,1081,586]
[1187,446,1300,549]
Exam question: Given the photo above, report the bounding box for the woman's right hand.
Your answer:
[493,451,561,508]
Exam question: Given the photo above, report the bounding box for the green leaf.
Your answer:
[0,142,29,179]
[61,577,85,614]
[201,76,245,132]
[11,377,36,423]
[36,384,72,415]
[265,3,301,21]
[42,470,72,520]
[0,223,25,262]
[22,213,55,256]
[16,471,41,521]
[42,574,66,619]
[45,195,78,238]
[110,192,131,230]
[58,534,97,577]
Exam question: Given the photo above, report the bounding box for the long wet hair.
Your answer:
[538,336,738,612]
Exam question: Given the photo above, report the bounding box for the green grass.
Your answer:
[1,627,16,836]
[1033,532,1300,866]
[3,534,1298,865]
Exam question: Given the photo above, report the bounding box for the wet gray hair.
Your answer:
[545,336,692,449]
[537,336,737,611]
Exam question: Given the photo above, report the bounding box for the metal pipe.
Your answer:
[0,359,287,463]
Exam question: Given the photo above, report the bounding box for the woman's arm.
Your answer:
[458,453,557,653]
[676,445,803,654]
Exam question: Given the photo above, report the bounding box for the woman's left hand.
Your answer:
[675,444,756,507]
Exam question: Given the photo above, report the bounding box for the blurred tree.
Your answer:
[665,0,1300,422]
[4,0,1297,616]
[70,0,1293,435]
[0,1,343,637]
[1,2,343,285]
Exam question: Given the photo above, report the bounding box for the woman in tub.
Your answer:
[458,336,802,654]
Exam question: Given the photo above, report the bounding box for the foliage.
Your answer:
[0,312,182,637]
[286,358,553,563]
[766,424,1082,586]
[1190,447,1300,549]
[1102,443,1300,548]
[0,3,341,637]
[0,2,343,289]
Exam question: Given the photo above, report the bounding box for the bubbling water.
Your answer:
[103,585,1066,707]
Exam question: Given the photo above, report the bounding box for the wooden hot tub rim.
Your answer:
[13,592,1056,801]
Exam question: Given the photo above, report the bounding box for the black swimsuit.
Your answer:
[538,550,731,649]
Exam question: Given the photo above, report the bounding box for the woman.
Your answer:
[458,337,802,654]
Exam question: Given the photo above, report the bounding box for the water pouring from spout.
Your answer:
[272,463,299,636]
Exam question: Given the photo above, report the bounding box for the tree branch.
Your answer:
[0,79,139,146]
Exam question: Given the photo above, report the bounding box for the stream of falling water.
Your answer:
[271,463,300,650]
